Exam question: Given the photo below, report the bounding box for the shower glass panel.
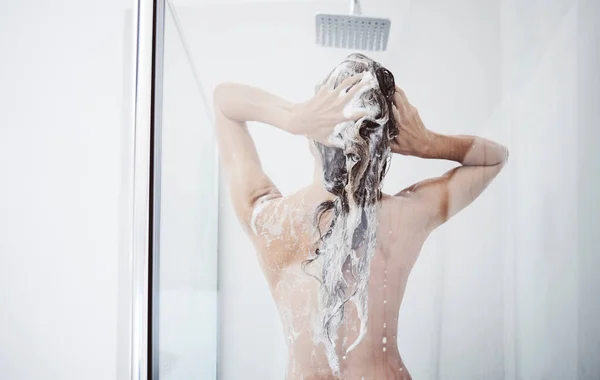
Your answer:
[154,2,218,379]
[152,0,600,379]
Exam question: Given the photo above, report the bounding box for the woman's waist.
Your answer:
[286,359,410,380]
[286,342,406,378]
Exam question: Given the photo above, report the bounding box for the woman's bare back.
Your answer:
[247,186,432,380]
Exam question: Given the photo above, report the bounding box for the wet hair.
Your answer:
[302,53,398,373]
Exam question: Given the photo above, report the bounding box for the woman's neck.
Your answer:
[310,160,333,197]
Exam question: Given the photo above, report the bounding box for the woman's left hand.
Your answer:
[286,73,369,145]
[390,85,435,157]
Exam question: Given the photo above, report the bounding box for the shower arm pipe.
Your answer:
[350,0,362,16]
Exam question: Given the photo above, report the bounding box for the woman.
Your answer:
[213,53,508,380]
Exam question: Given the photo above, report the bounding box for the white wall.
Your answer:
[0,1,133,379]
[576,0,600,377]
[504,1,580,378]
[168,0,599,379]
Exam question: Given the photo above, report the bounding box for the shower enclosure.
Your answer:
[132,0,600,379]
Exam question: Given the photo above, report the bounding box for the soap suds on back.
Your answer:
[250,196,272,235]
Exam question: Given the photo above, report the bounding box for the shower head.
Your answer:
[315,0,391,51]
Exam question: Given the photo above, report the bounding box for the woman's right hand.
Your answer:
[390,85,436,157]
[286,73,370,145]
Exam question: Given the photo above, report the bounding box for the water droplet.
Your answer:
[342,356,347,360]
[383,347,387,352]
[384,284,386,288]
[383,323,386,328]
[382,337,387,344]
[383,300,387,304]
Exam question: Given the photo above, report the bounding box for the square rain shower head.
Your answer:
[315,13,391,51]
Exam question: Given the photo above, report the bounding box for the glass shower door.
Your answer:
[146,0,600,379]
[153,2,219,378]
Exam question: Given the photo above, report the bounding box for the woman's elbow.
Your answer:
[213,82,231,109]
[492,144,509,167]
[214,82,244,119]
[500,145,509,165]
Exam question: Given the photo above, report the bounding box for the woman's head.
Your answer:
[305,53,397,374]
[313,53,397,203]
